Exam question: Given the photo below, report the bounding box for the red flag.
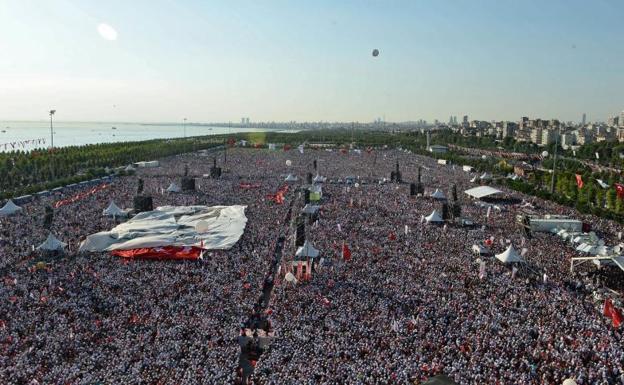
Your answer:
[340,148,348,154]
[575,174,584,189]
[111,246,202,260]
[604,298,623,328]
[283,144,291,151]
[388,232,396,241]
[616,183,624,199]
[342,242,351,261]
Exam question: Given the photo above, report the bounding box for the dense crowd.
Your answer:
[1,146,623,384]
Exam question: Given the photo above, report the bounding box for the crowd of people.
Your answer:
[1,145,623,384]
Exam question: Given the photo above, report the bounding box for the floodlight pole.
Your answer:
[550,126,560,195]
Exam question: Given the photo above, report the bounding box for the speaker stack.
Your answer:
[181,177,196,191]
[133,196,153,213]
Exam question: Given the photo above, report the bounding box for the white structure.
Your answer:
[480,172,492,181]
[313,174,326,184]
[166,183,181,193]
[495,245,524,263]
[430,189,446,200]
[0,200,22,216]
[529,216,583,233]
[464,186,502,199]
[425,210,444,223]
[285,174,298,182]
[37,234,67,251]
[103,201,128,217]
[295,240,320,259]
[301,204,320,215]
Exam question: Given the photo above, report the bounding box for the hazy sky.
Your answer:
[1,0,623,123]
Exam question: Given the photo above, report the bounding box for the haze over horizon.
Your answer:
[1,0,623,123]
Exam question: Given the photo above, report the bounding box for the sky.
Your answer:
[1,0,623,123]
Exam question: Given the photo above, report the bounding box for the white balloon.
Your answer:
[97,23,118,41]
[354,183,360,188]
[481,155,487,160]
[286,160,292,167]
[285,272,296,282]
[542,151,549,158]
[195,220,210,233]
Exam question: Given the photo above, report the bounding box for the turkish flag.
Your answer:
[111,246,202,260]
[342,242,352,261]
[604,298,623,328]
[615,183,624,199]
[388,232,397,241]
[575,174,584,189]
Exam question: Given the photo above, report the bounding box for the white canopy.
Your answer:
[495,245,524,263]
[465,186,502,199]
[0,200,22,216]
[285,174,298,182]
[301,204,320,214]
[430,189,446,200]
[313,174,326,183]
[80,205,247,252]
[425,210,443,223]
[295,240,320,258]
[103,201,127,217]
[37,233,67,251]
[166,183,181,193]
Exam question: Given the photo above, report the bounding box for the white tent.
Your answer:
[0,200,22,216]
[166,183,181,193]
[125,165,136,172]
[313,174,326,183]
[37,233,67,251]
[103,201,128,217]
[430,189,446,200]
[480,172,492,180]
[465,186,502,199]
[285,174,298,182]
[295,240,320,258]
[425,210,444,223]
[495,245,524,263]
[301,204,320,215]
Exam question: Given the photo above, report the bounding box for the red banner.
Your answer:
[266,185,289,204]
[54,184,110,208]
[111,246,202,260]
[616,183,624,199]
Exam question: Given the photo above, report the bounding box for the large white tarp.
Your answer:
[80,205,247,252]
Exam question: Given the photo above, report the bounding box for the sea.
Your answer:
[0,121,297,152]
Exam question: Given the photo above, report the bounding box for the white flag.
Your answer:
[486,206,492,218]
[337,223,341,232]
[479,261,486,280]
[543,273,548,284]
[298,144,304,154]
[595,152,600,160]
[404,225,409,235]
[511,266,518,279]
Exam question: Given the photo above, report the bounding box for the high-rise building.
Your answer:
[582,113,586,126]
[462,115,468,124]
[620,111,624,127]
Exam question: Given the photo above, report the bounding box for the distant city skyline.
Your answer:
[1,0,623,123]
